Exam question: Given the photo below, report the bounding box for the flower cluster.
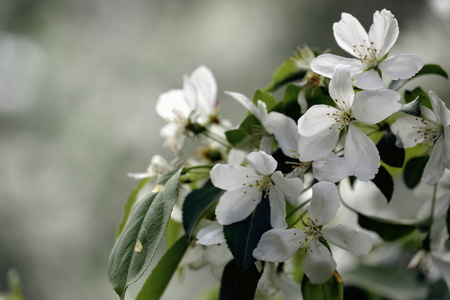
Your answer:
[109,9,450,300]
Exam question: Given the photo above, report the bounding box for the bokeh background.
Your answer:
[1,0,449,299]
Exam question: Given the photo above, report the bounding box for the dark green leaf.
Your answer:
[253,90,278,111]
[223,196,272,272]
[271,83,301,120]
[263,59,307,92]
[358,214,415,241]
[389,64,448,90]
[115,178,150,240]
[301,271,344,300]
[404,87,432,110]
[108,169,181,299]
[225,115,261,146]
[219,259,262,300]
[136,236,188,300]
[404,155,430,189]
[182,180,223,240]
[371,166,394,202]
[305,86,335,108]
[376,131,405,168]
[400,97,421,117]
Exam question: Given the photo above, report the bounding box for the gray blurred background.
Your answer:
[0,0,449,299]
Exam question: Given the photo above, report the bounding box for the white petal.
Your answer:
[321,224,373,256]
[253,229,306,262]
[156,89,191,121]
[182,75,197,111]
[390,115,427,148]
[298,105,341,137]
[352,89,401,124]
[333,12,369,57]
[247,151,278,175]
[429,91,450,126]
[210,164,258,191]
[196,223,225,245]
[269,187,288,229]
[215,188,261,225]
[308,182,340,226]
[445,126,450,164]
[297,129,340,162]
[422,137,447,185]
[259,135,273,154]
[302,239,337,284]
[345,123,380,182]
[378,54,424,80]
[190,65,217,115]
[265,112,300,157]
[368,9,399,54]
[329,65,354,112]
[226,91,262,121]
[310,54,364,78]
[312,152,351,183]
[278,273,302,300]
[256,100,269,124]
[352,69,384,90]
[271,171,303,204]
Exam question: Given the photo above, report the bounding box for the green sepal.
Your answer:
[253,90,278,111]
[136,235,189,300]
[219,259,262,300]
[107,169,182,300]
[301,271,344,300]
[403,155,430,189]
[371,165,394,202]
[358,214,416,241]
[115,178,150,240]
[223,196,272,272]
[376,131,405,168]
[182,180,223,241]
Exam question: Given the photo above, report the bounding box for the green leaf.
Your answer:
[271,84,301,120]
[108,169,181,299]
[219,259,262,300]
[115,178,150,240]
[166,219,184,248]
[389,64,448,90]
[301,271,344,300]
[225,115,261,147]
[376,131,405,168]
[404,87,431,110]
[253,90,278,111]
[358,214,415,241]
[182,180,223,240]
[305,86,335,108]
[404,155,430,189]
[136,236,189,300]
[223,196,272,272]
[371,166,394,202]
[263,58,307,92]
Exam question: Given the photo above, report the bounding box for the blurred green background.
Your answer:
[0,0,449,299]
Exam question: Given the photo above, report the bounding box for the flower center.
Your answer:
[352,41,382,67]
[242,174,272,201]
[412,117,443,144]
[326,106,352,131]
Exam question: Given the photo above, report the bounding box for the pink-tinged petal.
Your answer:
[247,151,278,175]
[379,54,424,80]
[302,239,337,284]
[333,12,369,58]
[269,186,287,229]
[253,228,306,262]
[352,89,401,124]
[210,164,258,191]
[322,224,373,256]
[329,65,355,111]
[265,112,300,157]
[313,153,351,183]
[271,171,303,204]
[298,105,341,137]
[368,9,399,54]
[156,89,191,121]
[307,182,340,226]
[391,115,428,148]
[310,54,364,78]
[297,128,340,162]
[422,137,447,185]
[352,69,384,90]
[215,188,261,225]
[196,223,225,245]
[345,123,380,182]
[190,66,217,118]
[429,91,450,126]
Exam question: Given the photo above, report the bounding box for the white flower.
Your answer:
[210,151,303,229]
[297,64,401,181]
[253,182,373,284]
[311,9,423,90]
[391,91,450,185]
[257,262,301,300]
[156,66,218,154]
[127,155,171,180]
